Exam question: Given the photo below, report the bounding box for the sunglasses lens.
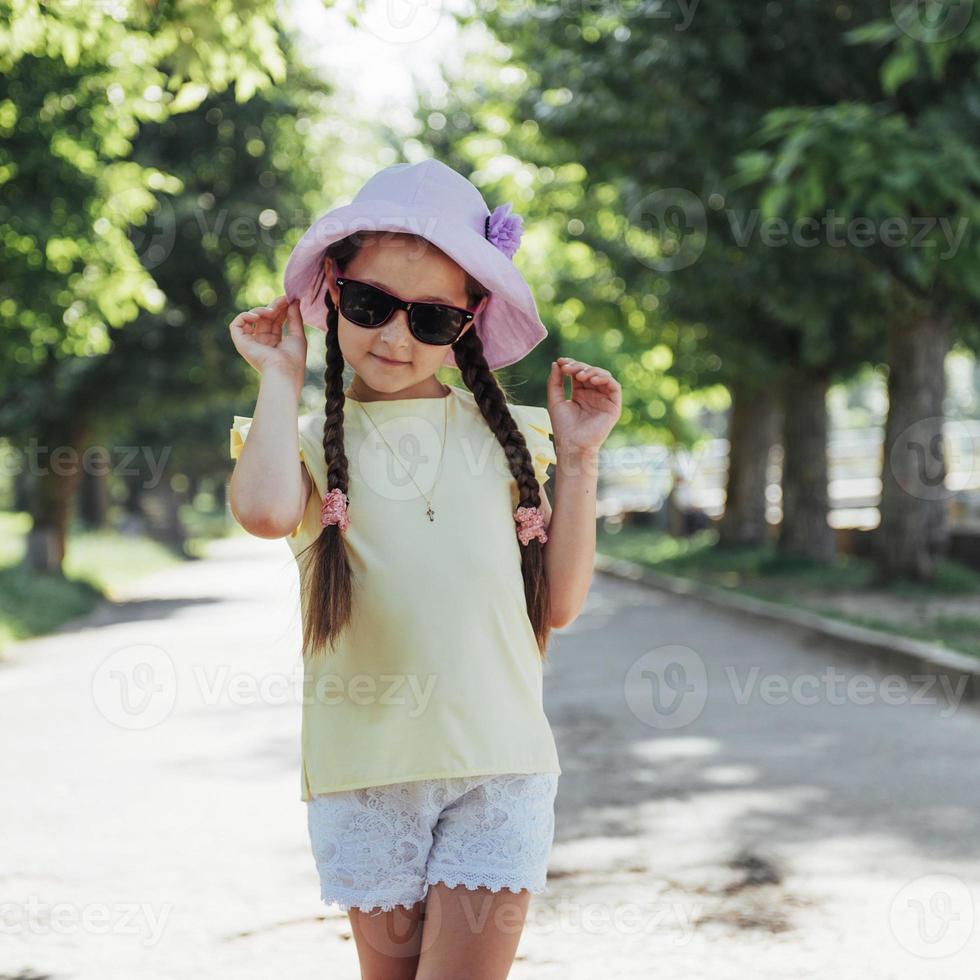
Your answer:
[411,305,468,345]
[340,281,393,326]
[337,279,468,344]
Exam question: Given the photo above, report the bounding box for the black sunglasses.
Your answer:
[330,276,477,346]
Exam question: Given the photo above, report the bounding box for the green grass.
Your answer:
[0,511,187,656]
[599,525,872,590]
[0,563,104,651]
[62,530,186,590]
[0,512,31,566]
[596,523,980,658]
[806,608,980,659]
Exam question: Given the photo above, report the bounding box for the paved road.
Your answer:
[1,533,978,979]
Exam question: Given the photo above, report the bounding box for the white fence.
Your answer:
[596,420,980,529]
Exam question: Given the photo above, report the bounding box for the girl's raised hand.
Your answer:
[229,296,308,386]
[547,356,622,455]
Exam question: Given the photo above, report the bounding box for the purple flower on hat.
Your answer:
[485,203,524,260]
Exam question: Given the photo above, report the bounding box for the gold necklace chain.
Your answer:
[352,384,450,522]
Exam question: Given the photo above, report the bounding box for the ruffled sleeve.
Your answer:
[229,415,252,461]
[509,402,557,491]
[230,415,307,465]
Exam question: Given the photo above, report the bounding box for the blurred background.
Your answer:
[2,1,980,977]
[2,0,979,657]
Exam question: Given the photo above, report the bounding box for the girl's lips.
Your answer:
[371,352,409,366]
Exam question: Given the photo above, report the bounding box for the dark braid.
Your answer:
[295,246,357,659]
[452,326,553,659]
[321,294,351,500]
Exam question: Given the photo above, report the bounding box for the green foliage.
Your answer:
[0,0,291,387]
[0,2,348,575]
[733,4,980,325]
[436,0,903,445]
[4,58,335,497]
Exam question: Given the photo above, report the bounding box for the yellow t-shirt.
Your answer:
[229,383,562,800]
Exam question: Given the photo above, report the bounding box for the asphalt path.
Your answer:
[1,532,977,978]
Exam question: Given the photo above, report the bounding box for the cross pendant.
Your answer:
[425,504,435,522]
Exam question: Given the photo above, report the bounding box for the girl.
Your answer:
[228,159,620,980]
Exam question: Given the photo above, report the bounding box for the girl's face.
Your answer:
[322,233,488,401]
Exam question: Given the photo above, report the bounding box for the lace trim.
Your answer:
[318,887,424,914]
[319,877,550,915]
[426,874,549,896]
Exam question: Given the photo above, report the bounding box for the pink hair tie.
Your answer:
[320,488,350,532]
[514,505,548,546]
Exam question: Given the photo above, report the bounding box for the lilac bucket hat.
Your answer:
[282,159,548,371]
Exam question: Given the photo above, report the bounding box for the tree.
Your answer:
[0,0,289,376]
[732,6,980,580]
[0,0,295,570]
[445,0,892,559]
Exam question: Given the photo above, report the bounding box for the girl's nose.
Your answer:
[379,308,413,343]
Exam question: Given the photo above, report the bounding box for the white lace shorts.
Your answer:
[306,772,560,915]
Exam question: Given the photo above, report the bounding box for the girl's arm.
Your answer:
[228,298,311,538]
[230,369,311,537]
[542,446,600,629]
[543,357,622,629]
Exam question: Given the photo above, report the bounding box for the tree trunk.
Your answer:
[872,311,951,583]
[78,444,111,528]
[718,378,781,547]
[24,420,90,574]
[122,470,144,514]
[14,461,32,513]
[777,369,835,561]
